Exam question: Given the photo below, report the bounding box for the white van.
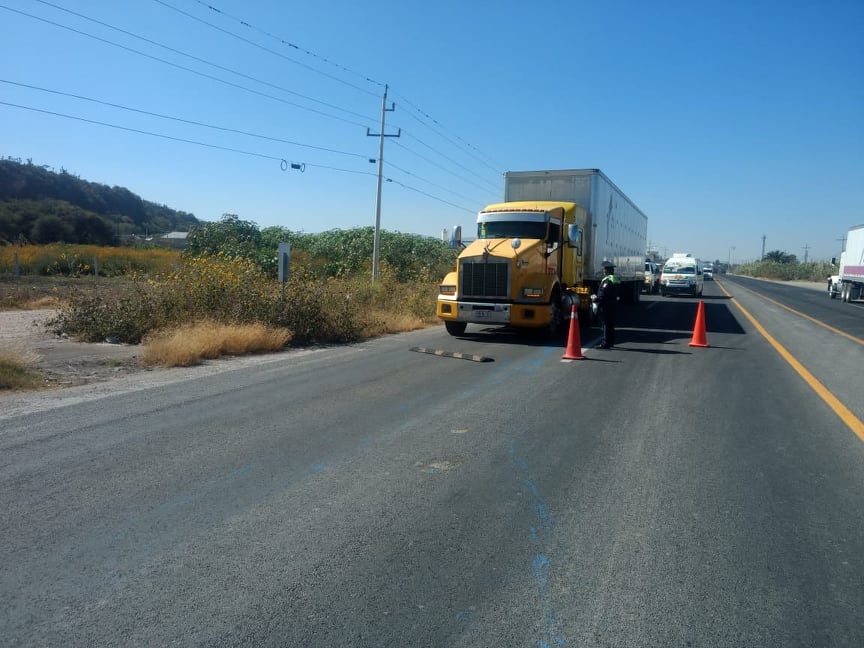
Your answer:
[660,253,704,297]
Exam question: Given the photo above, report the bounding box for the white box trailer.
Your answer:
[829,224,864,303]
[504,169,648,285]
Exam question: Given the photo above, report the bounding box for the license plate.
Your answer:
[475,310,491,318]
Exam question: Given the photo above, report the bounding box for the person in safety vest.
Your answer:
[593,261,620,348]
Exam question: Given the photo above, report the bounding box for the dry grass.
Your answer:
[142,321,293,367]
[0,345,44,390]
[359,312,432,337]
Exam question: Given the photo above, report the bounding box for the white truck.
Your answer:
[828,224,864,303]
[437,169,648,336]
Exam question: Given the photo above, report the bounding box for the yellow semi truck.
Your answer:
[437,169,648,336]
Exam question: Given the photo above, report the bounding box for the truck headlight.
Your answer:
[439,285,456,296]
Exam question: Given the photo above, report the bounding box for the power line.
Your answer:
[391,139,499,195]
[33,0,377,123]
[159,0,501,189]
[0,100,301,166]
[186,0,385,90]
[398,130,500,192]
[385,178,475,213]
[153,0,379,97]
[0,79,370,160]
[2,4,376,129]
[391,92,503,173]
[1,101,473,211]
[384,159,486,205]
[0,79,482,208]
[3,2,491,218]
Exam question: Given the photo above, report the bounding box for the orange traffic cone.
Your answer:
[689,300,710,348]
[562,304,585,360]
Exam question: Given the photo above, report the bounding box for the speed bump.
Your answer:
[409,347,493,362]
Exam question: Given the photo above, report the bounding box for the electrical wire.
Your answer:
[154,0,381,96]
[2,100,316,169]
[0,79,370,160]
[31,0,377,124]
[151,0,502,184]
[384,159,487,205]
[1,100,473,212]
[2,3,490,215]
[1,4,375,129]
[391,93,503,173]
[397,130,500,192]
[383,178,475,213]
[390,139,498,195]
[189,0,385,90]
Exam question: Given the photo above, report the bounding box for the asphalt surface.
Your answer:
[1,277,862,647]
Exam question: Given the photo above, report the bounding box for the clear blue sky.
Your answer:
[2,0,862,263]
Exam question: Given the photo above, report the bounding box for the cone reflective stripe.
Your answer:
[689,300,709,348]
[562,304,585,360]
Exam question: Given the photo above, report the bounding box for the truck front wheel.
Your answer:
[444,321,467,336]
[545,298,563,339]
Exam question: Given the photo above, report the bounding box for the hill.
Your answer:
[0,157,201,245]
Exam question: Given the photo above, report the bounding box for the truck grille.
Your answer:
[460,259,509,298]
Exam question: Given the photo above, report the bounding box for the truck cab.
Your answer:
[437,201,585,336]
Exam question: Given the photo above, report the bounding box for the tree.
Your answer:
[763,250,798,264]
[184,213,262,259]
[31,214,72,244]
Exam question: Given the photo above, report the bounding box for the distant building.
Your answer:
[156,231,189,250]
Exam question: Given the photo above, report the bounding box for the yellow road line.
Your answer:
[717,280,864,441]
[718,279,863,346]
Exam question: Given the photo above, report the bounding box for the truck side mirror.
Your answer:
[567,224,582,254]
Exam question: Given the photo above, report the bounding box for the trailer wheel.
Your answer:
[444,321,467,336]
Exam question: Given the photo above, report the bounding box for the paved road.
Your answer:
[2,279,862,647]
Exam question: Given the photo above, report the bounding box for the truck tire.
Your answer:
[545,291,563,339]
[444,321,467,336]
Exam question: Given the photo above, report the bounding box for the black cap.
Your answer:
[602,261,615,271]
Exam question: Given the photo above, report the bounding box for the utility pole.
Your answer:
[802,243,809,263]
[761,235,766,260]
[366,84,401,281]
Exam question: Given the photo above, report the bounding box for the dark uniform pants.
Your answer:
[599,308,616,347]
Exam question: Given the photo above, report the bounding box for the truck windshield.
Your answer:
[477,213,549,240]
